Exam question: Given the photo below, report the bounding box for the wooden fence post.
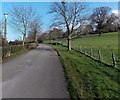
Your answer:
[80,46,81,52]
[55,40,57,45]
[84,46,86,54]
[112,53,116,67]
[77,46,78,51]
[76,46,77,50]
[90,48,92,57]
[56,39,58,45]
[98,50,101,61]
[74,46,75,50]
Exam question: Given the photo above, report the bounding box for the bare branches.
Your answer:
[50,1,87,34]
[10,6,36,34]
[10,5,38,46]
[50,1,87,50]
[28,16,42,43]
[90,6,118,35]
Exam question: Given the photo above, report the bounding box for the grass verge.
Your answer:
[52,44,120,99]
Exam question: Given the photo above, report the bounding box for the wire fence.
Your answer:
[73,45,119,68]
[48,40,119,68]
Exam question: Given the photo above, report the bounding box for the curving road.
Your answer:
[2,44,69,98]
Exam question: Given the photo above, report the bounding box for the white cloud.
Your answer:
[112,10,119,16]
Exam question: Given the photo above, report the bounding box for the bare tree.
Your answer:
[28,16,42,43]
[90,7,117,35]
[49,1,87,50]
[82,24,93,35]
[48,28,63,40]
[10,6,37,46]
[113,17,120,31]
[0,21,2,46]
[104,13,118,32]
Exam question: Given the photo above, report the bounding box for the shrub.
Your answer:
[10,45,23,54]
[2,46,11,58]
[2,43,38,58]
[9,40,22,45]
[26,43,37,49]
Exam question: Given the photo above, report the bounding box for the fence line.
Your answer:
[49,41,118,68]
[98,50,101,61]
[90,48,92,57]
[74,45,117,67]
[112,53,117,67]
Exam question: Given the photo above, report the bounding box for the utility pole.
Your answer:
[4,13,8,42]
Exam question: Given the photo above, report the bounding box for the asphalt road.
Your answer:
[2,44,69,98]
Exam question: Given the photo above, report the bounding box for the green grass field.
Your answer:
[60,32,119,67]
[52,45,120,99]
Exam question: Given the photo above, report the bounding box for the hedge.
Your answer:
[2,43,37,58]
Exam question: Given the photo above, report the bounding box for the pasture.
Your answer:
[61,32,119,67]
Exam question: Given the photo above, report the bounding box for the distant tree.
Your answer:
[113,18,120,31]
[38,32,49,43]
[49,1,87,50]
[28,16,42,43]
[9,40,22,45]
[38,28,64,43]
[10,6,37,46]
[62,32,67,38]
[0,21,2,46]
[90,7,118,35]
[49,28,63,40]
[104,13,118,32]
[82,24,93,35]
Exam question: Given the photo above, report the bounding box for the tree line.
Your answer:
[1,5,42,47]
[1,1,119,51]
[39,2,119,50]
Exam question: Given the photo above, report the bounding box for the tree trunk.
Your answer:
[67,34,71,50]
[34,34,38,43]
[23,34,26,47]
[98,30,102,36]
